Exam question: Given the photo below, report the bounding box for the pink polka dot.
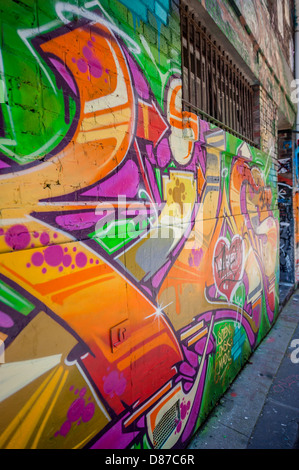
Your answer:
[77,58,88,73]
[5,225,30,250]
[81,402,95,423]
[0,311,14,328]
[40,232,50,246]
[83,45,93,60]
[63,254,72,267]
[59,420,71,437]
[31,252,44,267]
[44,245,64,267]
[76,252,87,268]
[42,268,47,274]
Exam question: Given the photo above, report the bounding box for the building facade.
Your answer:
[0,0,297,449]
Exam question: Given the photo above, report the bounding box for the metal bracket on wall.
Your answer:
[110,319,130,353]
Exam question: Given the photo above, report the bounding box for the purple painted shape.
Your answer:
[145,158,162,204]
[81,160,140,198]
[152,260,171,288]
[252,304,261,326]
[5,225,30,250]
[183,382,193,393]
[191,248,203,267]
[194,142,206,175]
[49,58,77,95]
[55,212,104,231]
[77,58,88,74]
[181,359,207,443]
[0,311,14,328]
[0,160,10,169]
[67,397,85,422]
[199,119,210,144]
[156,138,171,167]
[90,413,139,449]
[194,335,215,356]
[182,345,200,368]
[179,362,196,377]
[103,370,127,398]
[44,245,64,267]
[123,50,150,100]
[82,45,103,78]
[141,284,153,296]
[40,232,50,246]
[31,252,44,267]
[81,402,95,422]
[76,252,87,268]
[136,415,146,429]
[63,254,72,267]
[146,144,156,165]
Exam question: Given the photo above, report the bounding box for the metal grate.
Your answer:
[180,2,255,146]
[152,400,180,449]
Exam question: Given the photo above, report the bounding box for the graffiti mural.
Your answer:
[278,131,295,284]
[0,0,279,449]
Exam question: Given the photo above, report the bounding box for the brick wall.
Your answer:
[266,0,295,70]
[253,85,279,159]
[0,0,285,450]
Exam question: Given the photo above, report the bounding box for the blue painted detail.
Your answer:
[156,0,170,11]
[154,1,168,25]
[118,0,148,22]
[118,0,170,26]
[231,327,245,361]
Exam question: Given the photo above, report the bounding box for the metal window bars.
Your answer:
[180,3,255,146]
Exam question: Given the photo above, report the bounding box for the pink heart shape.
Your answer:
[213,235,244,302]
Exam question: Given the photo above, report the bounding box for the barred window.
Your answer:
[180,3,255,146]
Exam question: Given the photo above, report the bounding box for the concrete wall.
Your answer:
[0,0,290,449]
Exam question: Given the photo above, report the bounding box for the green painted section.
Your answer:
[0,280,35,316]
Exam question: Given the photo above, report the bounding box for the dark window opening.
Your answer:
[180,3,255,146]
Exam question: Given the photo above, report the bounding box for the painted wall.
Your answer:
[278,131,295,284]
[0,0,280,449]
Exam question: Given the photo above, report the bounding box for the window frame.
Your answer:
[180,2,255,147]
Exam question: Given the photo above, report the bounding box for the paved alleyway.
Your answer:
[188,289,299,449]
